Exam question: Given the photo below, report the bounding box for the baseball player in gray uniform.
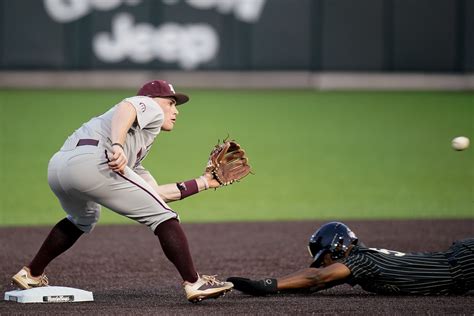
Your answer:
[11,80,233,302]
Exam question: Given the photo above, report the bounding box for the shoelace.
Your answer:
[201,275,223,286]
[39,275,49,286]
[29,273,49,286]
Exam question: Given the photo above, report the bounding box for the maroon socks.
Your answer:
[28,218,84,276]
[154,219,198,283]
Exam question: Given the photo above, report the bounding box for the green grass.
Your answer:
[0,89,473,226]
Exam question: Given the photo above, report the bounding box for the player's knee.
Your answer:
[66,219,95,233]
[67,213,99,234]
[153,217,180,236]
[149,213,180,234]
[79,223,97,234]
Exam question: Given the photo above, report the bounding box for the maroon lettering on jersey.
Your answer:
[134,143,153,169]
[133,148,143,168]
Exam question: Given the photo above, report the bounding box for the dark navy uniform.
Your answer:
[336,239,474,295]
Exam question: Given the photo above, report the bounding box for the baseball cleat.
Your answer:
[183,274,233,303]
[11,266,49,290]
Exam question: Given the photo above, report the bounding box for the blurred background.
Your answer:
[0,0,473,226]
[1,0,473,87]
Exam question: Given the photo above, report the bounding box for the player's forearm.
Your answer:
[278,264,350,292]
[111,102,137,146]
[140,173,209,203]
[277,268,327,290]
[153,183,181,202]
[160,177,209,202]
[230,266,348,297]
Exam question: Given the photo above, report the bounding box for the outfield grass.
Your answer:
[0,89,472,226]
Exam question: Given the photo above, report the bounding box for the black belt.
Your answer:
[77,139,99,147]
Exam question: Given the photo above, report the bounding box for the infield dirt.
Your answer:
[1,220,473,315]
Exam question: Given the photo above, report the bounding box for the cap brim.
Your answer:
[173,93,189,105]
[148,93,189,105]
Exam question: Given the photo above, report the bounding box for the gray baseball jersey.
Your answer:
[60,96,161,168]
[48,96,178,233]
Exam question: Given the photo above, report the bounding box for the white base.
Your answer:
[4,286,93,303]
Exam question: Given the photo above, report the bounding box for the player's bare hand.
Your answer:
[108,144,128,174]
[203,172,221,189]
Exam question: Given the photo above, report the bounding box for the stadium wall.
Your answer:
[0,0,473,72]
[1,0,472,90]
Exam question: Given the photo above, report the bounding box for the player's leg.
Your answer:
[153,219,233,302]
[24,203,97,277]
[29,218,84,276]
[11,218,84,289]
[154,218,198,282]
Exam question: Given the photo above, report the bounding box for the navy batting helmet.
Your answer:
[308,222,358,267]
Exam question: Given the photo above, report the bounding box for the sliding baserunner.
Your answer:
[229,221,474,296]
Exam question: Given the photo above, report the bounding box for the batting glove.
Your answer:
[227,277,278,296]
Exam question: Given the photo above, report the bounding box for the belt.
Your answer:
[77,139,99,147]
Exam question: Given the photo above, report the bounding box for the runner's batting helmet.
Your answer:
[308,222,358,267]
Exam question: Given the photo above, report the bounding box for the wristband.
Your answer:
[227,277,278,296]
[257,278,278,294]
[199,175,209,190]
[176,179,199,199]
[112,143,124,150]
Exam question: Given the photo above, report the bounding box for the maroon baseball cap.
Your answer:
[137,80,189,105]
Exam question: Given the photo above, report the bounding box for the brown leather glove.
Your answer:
[205,140,251,186]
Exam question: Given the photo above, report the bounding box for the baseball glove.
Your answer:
[205,140,251,186]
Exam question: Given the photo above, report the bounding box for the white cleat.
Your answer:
[183,274,233,303]
[11,266,49,290]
